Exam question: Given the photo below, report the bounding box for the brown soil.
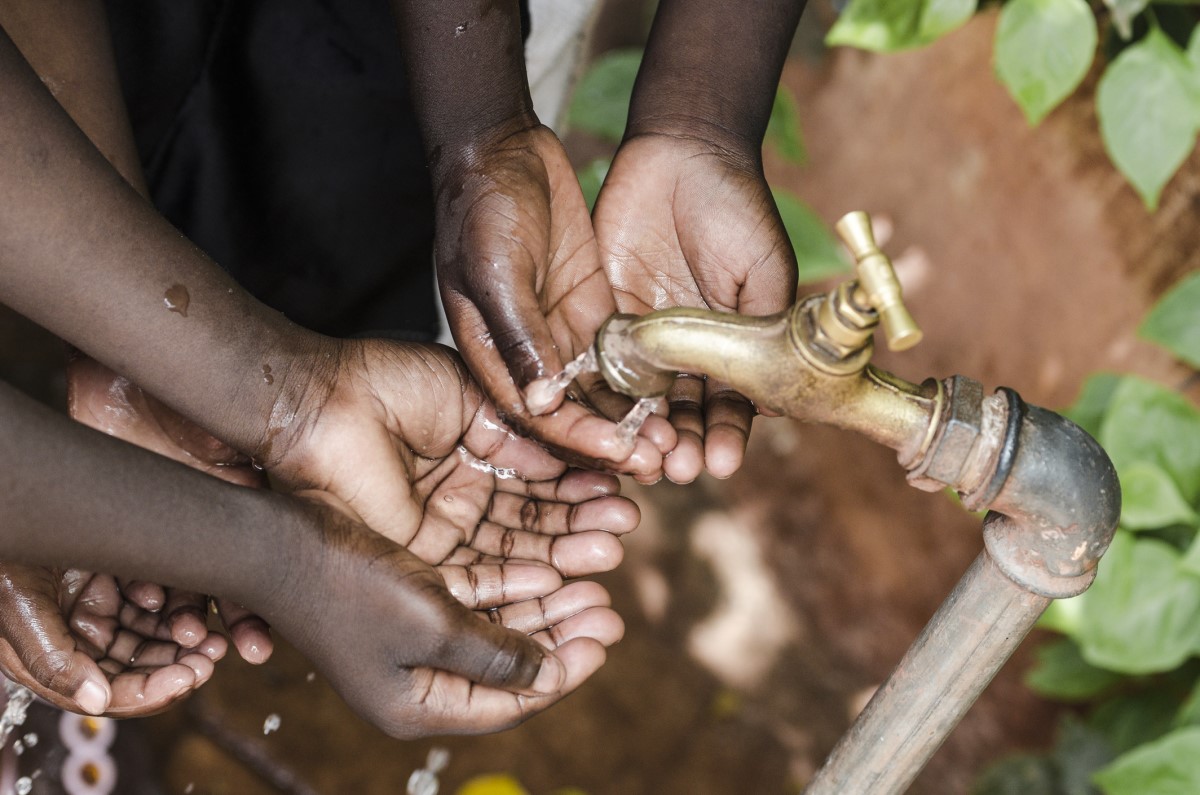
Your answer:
[2,9,1197,795]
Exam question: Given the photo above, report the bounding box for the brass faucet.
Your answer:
[594,211,941,469]
[591,211,1120,794]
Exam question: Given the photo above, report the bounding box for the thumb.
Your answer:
[0,573,111,714]
[429,597,566,695]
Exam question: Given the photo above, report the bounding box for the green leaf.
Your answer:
[1104,0,1151,40]
[1093,726,1200,794]
[994,0,1097,125]
[1140,272,1200,369]
[1120,462,1200,530]
[1096,29,1200,210]
[1078,531,1200,674]
[919,0,978,39]
[765,87,807,165]
[1188,25,1200,71]
[567,49,642,143]
[1172,676,1200,728]
[1026,637,1124,701]
[1064,373,1123,439]
[1178,532,1200,577]
[576,158,609,212]
[826,0,977,52]
[1038,591,1088,635]
[1099,376,1200,503]
[771,190,852,284]
[1091,688,1183,755]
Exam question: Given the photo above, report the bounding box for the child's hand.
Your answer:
[0,565,228,716]
[265,340,642,571]
[266,497,621,737]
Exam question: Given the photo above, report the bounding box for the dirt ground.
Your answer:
[2,7,1198,795]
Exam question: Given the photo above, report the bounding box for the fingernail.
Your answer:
[75,679,110,716]
[524,379,557,416]
[529,652,566,695]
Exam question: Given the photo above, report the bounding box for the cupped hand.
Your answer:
[593,132,798,483]
[431,121,673,480]
[268,339,642,570]
[264,494,621,738]
[0,566,228,717]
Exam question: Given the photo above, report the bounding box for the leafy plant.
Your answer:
[974,273,1200,794]
[826,0,1200,209]
[567,48,850,285]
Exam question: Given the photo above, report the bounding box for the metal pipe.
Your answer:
[806,552,1051,793]
[592,295,1120,792]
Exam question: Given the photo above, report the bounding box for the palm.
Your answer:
[593,134,798,482]
[277,341,638,579]
[434,124,671,477]
[0,567,227,716]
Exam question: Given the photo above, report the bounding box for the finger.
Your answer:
[703,379,755,479]
[460,402,565,482]
[118,579,165,612]
[106,665,197,717]
[438,562,562,610]
[387,638,606,738]
[575,371,677,456]
[496,467,622,501]
[662,374,706,484]
[467,523,624,577]
[214,598,273,664]
[534,605,625,648]
[163,589,210,648]
[485,580,612,634]
[487,492,640,536]
[0,566,113,714]
[449,296,663,474]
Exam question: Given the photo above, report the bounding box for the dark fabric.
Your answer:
[105,0,440,340]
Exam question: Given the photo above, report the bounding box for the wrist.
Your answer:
[427,112,540,190]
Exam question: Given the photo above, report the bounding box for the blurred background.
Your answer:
[3,0,1199,792]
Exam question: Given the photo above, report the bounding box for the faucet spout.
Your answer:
[594,303,941,463]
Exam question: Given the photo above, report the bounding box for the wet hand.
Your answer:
[262,490,621,738]
[0,566,227,717]
[431,121,673,480]
[268,340,641,573]
[593,133,798,483]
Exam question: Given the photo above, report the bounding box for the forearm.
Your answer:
[389,0,534,180]
[0,26,329,458]
[627,0,805,152]
[0,381,300,607]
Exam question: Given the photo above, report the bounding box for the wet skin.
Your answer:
[0,380,623,733]
[0,19,627,730]
[593,0,806,485]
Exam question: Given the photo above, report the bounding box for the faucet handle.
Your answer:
[835,211,923,352]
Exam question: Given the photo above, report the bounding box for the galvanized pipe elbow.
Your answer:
[979,399,1121,598]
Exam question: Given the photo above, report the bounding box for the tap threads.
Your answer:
[835,211,924,352]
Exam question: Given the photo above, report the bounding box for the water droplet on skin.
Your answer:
[263,713,281,735]
[15,777,31,795]
[454,21,468,34]
[164,284,190,316]
[443,494,454,502]
[305,671,316,683]
[22,732,37,747]
[262,363,274,385]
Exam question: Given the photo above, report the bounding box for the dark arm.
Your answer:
[628,0,806,151]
